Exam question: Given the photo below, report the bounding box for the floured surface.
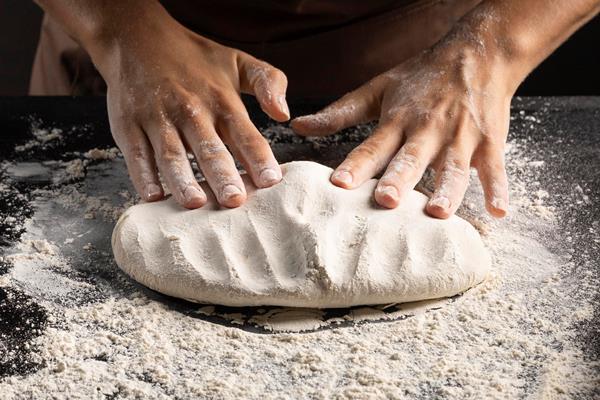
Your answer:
[113,161,490,308]
[0,98,599,399]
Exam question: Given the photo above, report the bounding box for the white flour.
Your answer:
[113,161,490,308]
[0,116,598,399]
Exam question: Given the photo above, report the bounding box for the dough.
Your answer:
[112,161,490,308]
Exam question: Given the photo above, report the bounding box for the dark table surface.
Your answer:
[0,96,599,387]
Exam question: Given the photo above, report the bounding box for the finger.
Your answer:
[374,133,442,209]
[330,121,404,189]
[112,124,164,202]
[218,102,282,189]
[475,144,509,218]
[173,105,247,208]
[426,147,473,219]
[290,79,382,137]
[144,121,207,209]
[239,55,290,122]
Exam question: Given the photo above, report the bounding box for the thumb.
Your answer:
[239,54,290,122]
[290,80,382,137]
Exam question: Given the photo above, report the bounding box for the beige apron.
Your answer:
[30,0,481,98]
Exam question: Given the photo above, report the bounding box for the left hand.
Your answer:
[291,42,513,219]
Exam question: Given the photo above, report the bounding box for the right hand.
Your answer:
[89,3,289,208]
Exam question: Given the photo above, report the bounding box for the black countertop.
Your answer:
[0,96,598,389]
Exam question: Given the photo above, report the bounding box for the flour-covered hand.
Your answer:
[292,0,600,219]
[292,42,512,219]
[84,1,289,209]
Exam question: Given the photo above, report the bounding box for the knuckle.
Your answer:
[268,67,287,84]
[382,104,408,126]
[391,143,422,172]
[196,139,229,160]
[158,136,185,162]
[352,141,380,160]
[171,95,203,123]
[150,82,181,108]
[211,85,229,102]
[138,104,168,126]
[441,158,469,178]
[123,140,148,163]
[117,134,151,162]
[246,64,269,86]
[385,110,404,125]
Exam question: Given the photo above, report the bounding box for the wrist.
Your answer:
[425,37,516,101]
[430,17,529,97]
[81,1,177,78]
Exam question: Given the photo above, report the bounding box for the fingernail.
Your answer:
[259,168,281,186]
[332,170,353,186]
[221,184,243,201]
[377,185,399,202]
[145,183,162,200]
[429,196,450,210]
[183,185,205,204]
[278,95,290,118]
[491,198,507,212]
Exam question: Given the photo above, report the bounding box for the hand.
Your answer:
[291,42,513,219]
[90,4,289,209]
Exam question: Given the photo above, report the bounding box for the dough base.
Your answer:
[112,161,490,307]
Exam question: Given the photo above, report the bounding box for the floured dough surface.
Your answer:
[112,161,490,307]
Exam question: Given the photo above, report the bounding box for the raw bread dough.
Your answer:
[112,161,491,308]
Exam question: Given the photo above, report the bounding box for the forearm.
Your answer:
[438,0,600,92]
[34,0,177,76]
[35,1,172,53]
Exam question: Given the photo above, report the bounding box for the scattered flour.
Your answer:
[0,113,598,399]
[14,126,63,152]
[83,148,121,161]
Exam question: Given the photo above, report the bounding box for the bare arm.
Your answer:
[447,0,600,92]
[292,0,600,219]
[35,0,290,209]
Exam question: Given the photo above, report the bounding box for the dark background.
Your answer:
[1,1,599,96]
